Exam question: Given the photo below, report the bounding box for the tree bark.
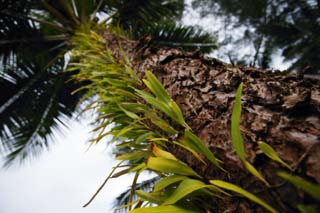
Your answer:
[102,31,320,212]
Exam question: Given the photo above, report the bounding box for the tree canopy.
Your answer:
[192,0,320,74]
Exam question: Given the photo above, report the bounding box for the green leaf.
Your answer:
[136,90,183,127]
[136,132,155,144]
[128,163,147,173]
[173,140,206,164]
[168,101,190,129]
[111,168,132,178]
[111,163,146,178]
[129,171,142,211]
[112,126,134,142]
[243,160,269,186]
[129,205,198,213]
[116,151,150,161]
[231,82,246,160]
[146,157,201,178]
[118,104,141,120]
[184,129,221,168]
[278,172,320,201]
[154,175,187,192]
[163,179,210,205]
[135,89,173,118]
[297,205,317,213]
[210,180,277,213]
[258,141,292,171]
[144,71,171,103]
[151,143,177,160]
[135,190,167,204]
[150,117,178,135]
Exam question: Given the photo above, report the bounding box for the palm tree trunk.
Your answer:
[102,31,320,212]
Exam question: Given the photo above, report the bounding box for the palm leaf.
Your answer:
[105,0,184,30]
[114,176,160,213]
[0,59,80,165]
[135,21,217,53]
[0,0,105,164]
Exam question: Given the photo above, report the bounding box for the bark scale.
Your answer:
[102,31,320,212]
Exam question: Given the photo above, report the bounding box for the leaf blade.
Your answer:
[129,205,198,213]
[231,83,245,160]
[258,141,292,171]
[163,179,209,205]
[210,180,277,213]
[278,172,320,201]
[146,157,201,178]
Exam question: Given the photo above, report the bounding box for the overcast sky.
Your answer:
[0,118,132,213]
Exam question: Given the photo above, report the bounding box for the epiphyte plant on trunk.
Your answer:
[68,31,276,212]
[69,31,319,212]
[0,0,215,165]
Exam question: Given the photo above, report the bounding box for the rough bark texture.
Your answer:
[102,31,320,212]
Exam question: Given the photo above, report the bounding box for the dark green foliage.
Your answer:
[114,176,160,212]
[0,0,100,164]
[136,21,217,53]
[104,1,216,53]
[104,0,185,31]
[192,0,320,73]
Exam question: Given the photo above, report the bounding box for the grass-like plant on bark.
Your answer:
[68,29,276,212]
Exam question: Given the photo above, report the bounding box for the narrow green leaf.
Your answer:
[135,89,173,118]
[136,132,155,144]
[112,126,134,142]
[163,179,209,205]
[129,171,141,211]
[145,71,171,102]
[135,190,167,204]
[149,138,169,142]
[173,140,206,164]
[210,180,277,213]
[258,141,292,171]
[128,163,147,173]
[129,205,198,213]
[118,104,141,120]
[146,157,201,178]
[135,86,189,129]
[231,83,246,160]
[116,151,150,161]
[168,101,190,129]
[297,205,317,213]
[150,117,178,135]
[154,175,187,192]
[115,199,141,212]
[243,161,269,186]
[151,143,177,160]
[184,129,221,168]
[111,168,131,178]
[278,172,320,200]
[83,161,124,207]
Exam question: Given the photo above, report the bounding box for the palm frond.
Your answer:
[136,21,217,53]
[0,0,104,164]
[114,176,160,212]
[0,58,80,165]
[105,0,184,31]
